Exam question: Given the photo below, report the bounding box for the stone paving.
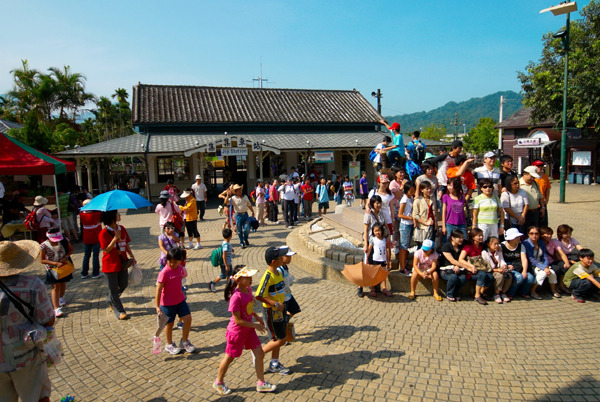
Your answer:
[16,183,600,401]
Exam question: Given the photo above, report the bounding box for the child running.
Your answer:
[155,247,196,354]
[256,246,294,375]
[213,266,277,395]
[276,247,302,318]
[209,228,233,293]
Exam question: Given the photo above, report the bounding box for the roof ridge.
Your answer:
[135,83,358,93]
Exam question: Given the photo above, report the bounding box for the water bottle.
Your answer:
[152,336,161,354]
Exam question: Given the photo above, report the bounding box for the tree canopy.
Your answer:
[463,117,499,155]
[518,0,600,129]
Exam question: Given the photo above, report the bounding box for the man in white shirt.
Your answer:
[191,175,208,221]
[278,179,297,229]
[288,167,300,181]
[473,151,502,195]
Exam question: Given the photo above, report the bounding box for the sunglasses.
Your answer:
[529,232,539,235]
[481,185,492,189]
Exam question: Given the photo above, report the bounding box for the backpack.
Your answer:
[249,216,259,230]
[411,140,426,164]
[369,147,378,162]
[210,245,224,267]
[24,208,40,231]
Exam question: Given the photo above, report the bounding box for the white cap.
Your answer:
[483,151,496,159]
[523,166,541,179]
[195,175,201,180]
[504,228,523,241]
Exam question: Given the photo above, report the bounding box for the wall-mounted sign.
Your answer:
[517,138,541,146]
[222,138,231,148]
[572,150,592,166]
[252,142,262,151]
[220,147,248,157]
[314,151,334,163]
[207,142,216,152]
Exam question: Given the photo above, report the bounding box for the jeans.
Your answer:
[268,201,278,222]
[293,201,299,221]
[197,200,206,220]
[386,149,402,166]
[282,199,295,226]
[507,270,535,297]
[469,271,491,287]
[235,212,250,246]
[444,223,467,242]
[440,270,467,298]
[106,269,128,313]
[82,242,100,277]
[570,277,600,299]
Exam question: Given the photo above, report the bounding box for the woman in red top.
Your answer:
[99,210,136,320]
[458,228,492,305]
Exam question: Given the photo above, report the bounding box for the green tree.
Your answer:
[419,124,447,142]
[463,117,498,155]
[518,0,600,128]
[9,111,53,152]
[49,65,95,121]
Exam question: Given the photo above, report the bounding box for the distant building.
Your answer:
[0,119,22,135]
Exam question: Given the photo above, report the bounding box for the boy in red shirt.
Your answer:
[300,177,314,220]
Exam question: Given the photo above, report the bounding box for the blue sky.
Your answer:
[1,0,587,116]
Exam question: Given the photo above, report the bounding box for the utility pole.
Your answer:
[498,95,505,152]
[450,112,462,141]
[372,89,382,131]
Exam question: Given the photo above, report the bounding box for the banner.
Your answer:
[220,147,248,156]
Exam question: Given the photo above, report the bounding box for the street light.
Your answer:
[540,1,577,203]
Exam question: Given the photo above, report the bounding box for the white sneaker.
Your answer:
[179,339,197,353]
[193,244,202,250]
[256,381,277,392]
[54,308,64,317]
[164,343,182,355]
[287,226,293,229]
[186,243,193,249]
[59,297,66,307]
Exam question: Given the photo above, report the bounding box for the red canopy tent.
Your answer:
[0,132,76,222]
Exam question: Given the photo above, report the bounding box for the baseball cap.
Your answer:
[421,239,434,251]
[158,190,170,199]
[504,228,523,241]
[523,166,541,179]
[531,160,545,167]
[483,151,496,159]
[390,122,400,131]
[47,230,64,242]
[378,174,390,183]
[265,246,291,264]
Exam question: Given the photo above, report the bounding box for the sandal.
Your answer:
[382,289,393,297]
[553,292,562,298]
[447,297,456,302]
[369,290,377,297]
[531,293,542,300]
[475,296,488,305]
[433,294,442,301]
[501,294,511,303]
[408,293,416,300]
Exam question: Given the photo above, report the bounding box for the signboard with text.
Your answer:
[219,147,248,157]
[517,138,541,146]
[349,161,360,179]
[314,151,334,163]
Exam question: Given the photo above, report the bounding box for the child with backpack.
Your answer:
[155,247,196,355]
[209,228,233,293]
[213,266,277,395]
[276,247,301,318]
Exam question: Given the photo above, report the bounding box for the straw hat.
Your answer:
[232,184,243,191]
[33,195,48,206]
[0,240,40,277]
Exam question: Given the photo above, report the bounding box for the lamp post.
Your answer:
[540,1,577,204]
[372,89,382,131]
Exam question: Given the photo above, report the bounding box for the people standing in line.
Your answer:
[33,195,55,244]
[301,176,314,220]
[40,228,74,317]
[438,229,472,302]
[472,178,504,242]
[499,155,518,192]
[481,236,512,304]
[214,266,276,396]
[179,189,202,250]
[563,249,600,302]
[155,247,196,355]
[532,160,551,227]
[473,151,502,195]
[230,184,255,249]
[268,179,279,224]
[458,228,492,305]
[441,177,468,241]
[500,175,529,233]
[523,226,560,299]
[128,173,141,194]
[0,240,55,402]
[191,175,208,221]
[155,190,182,232]
[519,166,544,229]
[256,246,295,376]
[99,210,136,320]
[80,199,102,279]
[254,179,266,226]
[315,177,330,217]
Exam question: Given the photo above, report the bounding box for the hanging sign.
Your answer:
[517,138,541,146]
[206,142,216,152]
[220,147,248,156]
[314,151,334,163]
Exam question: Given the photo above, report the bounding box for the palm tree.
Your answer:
[48,65,94,121]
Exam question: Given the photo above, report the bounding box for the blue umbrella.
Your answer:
[80,190,153,212]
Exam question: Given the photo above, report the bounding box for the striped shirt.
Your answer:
[255,269,285,308]
[473,194,500,225]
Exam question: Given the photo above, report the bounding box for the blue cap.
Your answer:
[422,239,434,251]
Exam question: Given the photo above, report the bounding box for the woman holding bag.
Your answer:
[40,227,74,317]
[99,210,136,320]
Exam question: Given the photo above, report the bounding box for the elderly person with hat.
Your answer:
[230,184,255,249]
[179,188,202,250]
[80,198,102,279]
[155,190,182,233]
[191,175,208,221]
[33,195,56,244]
[532,160,551,227]
[519,166,544,229]
[473,151,502,196]
[0,240,55,401]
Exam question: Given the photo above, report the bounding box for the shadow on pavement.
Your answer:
[298,325,379,345]
[285,350,405,391]
[538,375,600,401]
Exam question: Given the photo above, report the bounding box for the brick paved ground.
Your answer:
[17,183,600,401]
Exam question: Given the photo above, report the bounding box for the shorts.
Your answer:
[263,307,287,341]
[399,223,414,250]
[0,352,51,402]
[185,220,200,238]
[358,193,368,200]
[225,329,261,358]
[219,264,229,280]
[160,300,191,324]
[284,296,301,316]
[318,201,329,210]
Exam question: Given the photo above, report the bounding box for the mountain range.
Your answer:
[385,90,523,133]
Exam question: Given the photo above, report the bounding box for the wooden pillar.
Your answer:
[75,158,83,186]
[85,158,93,193]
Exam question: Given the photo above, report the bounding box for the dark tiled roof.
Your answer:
[0,119,22,134]
[132,84,383,125]
[495,107,555,129]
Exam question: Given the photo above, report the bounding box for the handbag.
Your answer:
[51,261,74,280]
[468,256,491,273]
[170,202,184,231]
[413,225,433,243]
[128,263,143,286]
